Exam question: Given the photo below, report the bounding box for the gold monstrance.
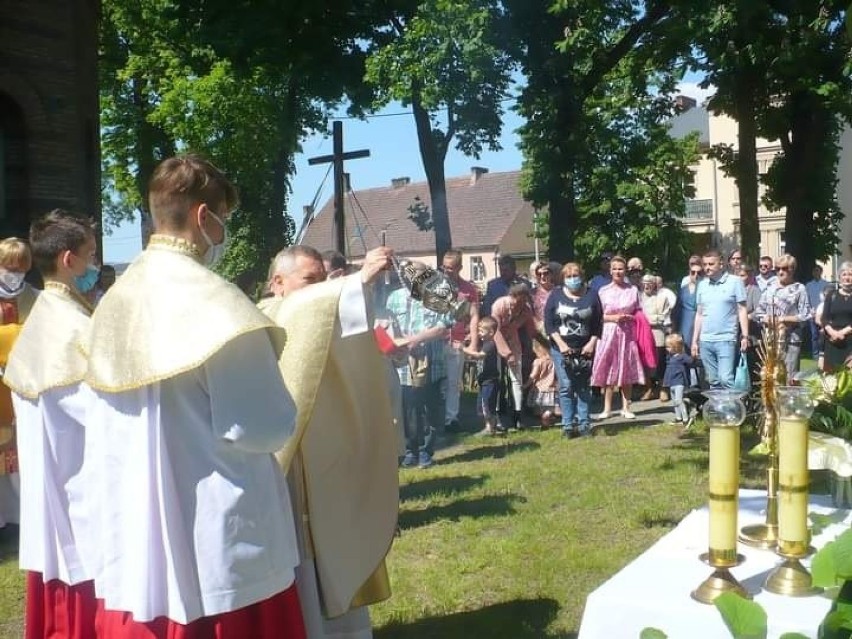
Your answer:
[740,310,787,548]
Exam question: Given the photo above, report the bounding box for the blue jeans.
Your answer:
[551,348,592,432]
[699,340,736,389]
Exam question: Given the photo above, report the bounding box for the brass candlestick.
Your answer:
[764,387,821,597]
[740,319,787,549]
[693,391,750,604]
[693,552,750,604]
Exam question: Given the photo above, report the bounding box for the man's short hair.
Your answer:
[703,249,722,260]
[30,209,96,276]
[0,237,32,271]
[508,281,530,298]
[759,255,773,264]
[443,249,463,266]
[148,155,239,231]
[321,250,347,272]
[498,255,516,268]
[688,254,701,266]
[268,245,324,280]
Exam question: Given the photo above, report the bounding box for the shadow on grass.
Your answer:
[590,419,660,436]
[439,441,540,465]
[400,475,489,503]
[0,525,19,562]
[399,494,525,531]
[375,597,572,639]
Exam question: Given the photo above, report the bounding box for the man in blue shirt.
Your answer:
[691,249,749,388]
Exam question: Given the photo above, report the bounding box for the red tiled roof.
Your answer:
[299,169,534,258]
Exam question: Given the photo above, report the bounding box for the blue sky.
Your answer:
[102,80,711,264]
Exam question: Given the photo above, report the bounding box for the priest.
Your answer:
[4,210,98,639]
[82,155,307,637]
[262,244,399,639]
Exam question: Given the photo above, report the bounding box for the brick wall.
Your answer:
[0,0,100,238]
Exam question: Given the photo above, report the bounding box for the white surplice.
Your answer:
[85,330,300,624]
[13,384,92,584]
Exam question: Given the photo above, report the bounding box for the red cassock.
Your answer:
[93,585,306,639]
[25,574,96,639]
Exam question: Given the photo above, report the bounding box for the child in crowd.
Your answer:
[524,339,558,426]
[662,333,693,425]
[465,317,501,436]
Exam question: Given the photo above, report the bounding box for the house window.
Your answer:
[470,256,486,282]
[779,232,786,256]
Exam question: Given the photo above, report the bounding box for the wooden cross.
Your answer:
[307,121,370,256]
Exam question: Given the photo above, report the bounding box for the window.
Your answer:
[470,256,486,282]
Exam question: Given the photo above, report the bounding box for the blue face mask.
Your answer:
[75,264,100,293]
[564,276,583,292]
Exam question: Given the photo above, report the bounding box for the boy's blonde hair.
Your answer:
[665,333,685,353]
[0,237,32,271]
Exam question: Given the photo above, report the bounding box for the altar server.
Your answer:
[83,155,307,637]
[4,210,97,638]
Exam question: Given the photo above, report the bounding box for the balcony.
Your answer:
[682,199,714,221]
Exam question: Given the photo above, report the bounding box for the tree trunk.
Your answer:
[734,78,760,266]
[412,91,452,263]
[782,92,827,280]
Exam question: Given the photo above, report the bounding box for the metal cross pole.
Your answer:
[307,120,370,256]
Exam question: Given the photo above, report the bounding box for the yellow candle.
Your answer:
[778,417,809,543]
[709,424,740,555]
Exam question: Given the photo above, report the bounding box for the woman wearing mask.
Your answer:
[544,263,602,437]
[590,256,645,419]
[0,238,38,532]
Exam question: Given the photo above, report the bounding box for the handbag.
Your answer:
[733,355,751,393]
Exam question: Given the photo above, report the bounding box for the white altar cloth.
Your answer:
[577,490,851,639]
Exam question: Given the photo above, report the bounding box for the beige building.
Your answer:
[298,167,539,285]
[672,98,851,276]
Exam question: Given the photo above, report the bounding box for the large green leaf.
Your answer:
[639,629,668,639]
[832,530,852,578]
[714,592,767,639]
[812,541,840,588]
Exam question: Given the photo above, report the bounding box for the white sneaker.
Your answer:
[591,411,611,421]
[621,409,636,419]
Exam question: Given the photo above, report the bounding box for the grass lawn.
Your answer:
[0,394,780,638]
[371,398,764,639]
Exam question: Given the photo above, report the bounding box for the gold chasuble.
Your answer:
[262,278,399,619]
[84,236,284,392]
[4,283,91,400]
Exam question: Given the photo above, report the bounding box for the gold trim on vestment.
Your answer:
[45,281,94,315]
[4,285,91,398]
[85,238,281,392]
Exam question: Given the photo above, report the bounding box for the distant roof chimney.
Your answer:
[470,166,489,184]
[675,95,697,112]
[391,177,410,188]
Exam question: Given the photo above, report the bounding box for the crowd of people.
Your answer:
[2,153,852,639]
[384,248,852,452]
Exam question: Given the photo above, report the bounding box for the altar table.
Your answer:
[577,490,851,639]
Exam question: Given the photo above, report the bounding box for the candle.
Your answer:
[778,417,809,543]
[709,424,740,558]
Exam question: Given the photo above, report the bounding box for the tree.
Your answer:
[690,1,776,266]
[759,2,852,278]
[364,0,514,262]
[506,0,698,272]
[506,0,688,264]
[99,0,376,280]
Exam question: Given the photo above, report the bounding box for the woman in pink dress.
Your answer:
[591,256,645,419]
